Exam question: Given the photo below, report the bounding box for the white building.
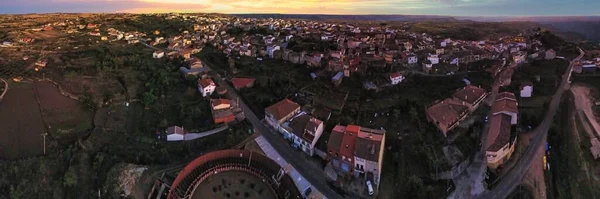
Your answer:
[389,72,405,85]
[153,51,165,59]
[427,54,439,65]
[166,126,185,141]
[198,79,216,97]
[520,83,533,98]
[408,55,418,64]
[281,115,324,156]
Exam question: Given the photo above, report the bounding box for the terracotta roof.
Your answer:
[492,99,518,115]
[212,109,234,119]
[211,99,231,109]
[496,92,516,101]
[231,77,256,89]
[389,72,402,79]
[166,126,185,135]
[452,85,487,105]
[340,125,359,159]
[328,125,346,152]
[426,98,469,133]
[265,99,300,121]
[198,79,215,88]
[305,117,323,135]
[486,114,513,152]
[355,131,383,162]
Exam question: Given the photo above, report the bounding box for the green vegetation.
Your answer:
[545,93,600,199]
[409,21,536,40]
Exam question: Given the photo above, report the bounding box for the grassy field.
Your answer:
[0,82,45,159]
[34,81,93,140]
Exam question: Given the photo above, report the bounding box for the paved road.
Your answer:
[477,48,584,199]
[202,61,344,199]
[0,78,8,103]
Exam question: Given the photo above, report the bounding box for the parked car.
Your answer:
[366,180,374,196]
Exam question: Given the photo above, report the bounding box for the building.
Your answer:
[389,72,405,85]
[491,92,518,124]
[198,79,216,97]
[167,150,301,199]
[451,85,488,111]
[354,127,385,189]
[520,82,533,98]
[281,114,324,156]
[426,98,470,135]
[265,99,301,133]
[327,125,357,174]
[427,54,440,65]
[153,50,165,59]
[231,77,256,90]
[486,114,517,169]
[166,126,186,141]
[327,125,386,189]
[545,49,556,60]
[211,99,235,124]
[331,71,344,87]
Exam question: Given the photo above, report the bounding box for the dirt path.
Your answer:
[520,130,547,199]
[571,84,600,140]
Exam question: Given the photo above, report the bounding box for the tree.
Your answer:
[63,167,78,187]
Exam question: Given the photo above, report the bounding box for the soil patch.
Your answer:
[34,81,93,137]
[0,82,45,159]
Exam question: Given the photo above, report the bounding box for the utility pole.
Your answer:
[42,133,47,155]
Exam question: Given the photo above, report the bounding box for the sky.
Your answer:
[0,0,599,16]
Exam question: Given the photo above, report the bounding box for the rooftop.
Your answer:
[265,99,300,121]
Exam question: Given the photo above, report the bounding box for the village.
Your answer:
[1,13,600,199]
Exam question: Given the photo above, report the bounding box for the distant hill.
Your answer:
[231,14,457,22]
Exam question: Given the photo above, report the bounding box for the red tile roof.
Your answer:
[486,114,513,152]
[389,72,402,79]
[211,99,231,109]
[328,125,346,153]
[340,125,359,160]
[492,99,518,115]
[265,99,300,121]
[198,78,215,88]
[452,85,487,105]
[231,77,256,89]
[496,92,516,101]
[426,98,469,134]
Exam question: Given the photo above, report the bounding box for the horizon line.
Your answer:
[1,12,599,18]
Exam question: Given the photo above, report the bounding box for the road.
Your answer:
[0,78,8,103]
[477,48,584,199]
[202,62,344,199]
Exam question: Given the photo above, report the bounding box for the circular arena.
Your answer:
[168,149,302,199]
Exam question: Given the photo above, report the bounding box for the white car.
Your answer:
[366,180,374,196]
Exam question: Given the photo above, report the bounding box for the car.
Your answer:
[366,180,374,196]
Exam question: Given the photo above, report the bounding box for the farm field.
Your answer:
[0,82,45,159]
[34,81,93,139]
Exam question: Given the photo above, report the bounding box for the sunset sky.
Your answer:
[1,0,599,16]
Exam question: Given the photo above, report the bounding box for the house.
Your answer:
[327,125,357,174]
[86,23,98,29]
[486,114,517,169]
[492,92,518,125]
[153,50,165,59]
[211,99,231,110]
[389,72,404,85]
[408,54,418,64]
[512,52,527,64]
[545,49,556,60]
[520,82,533,98]
[451,85,488,111]
[436,48,445,55]
[231,77,256,90]
[265,99,301,133]
[331,71,344,87]
[281,115,324,156]
[428,54,439,65]
[426,98,470,135]
[354,127,385,189]
[198,79,216,97]
[35,60,48,68]
[166,126,186,141]
[582,63,597,73]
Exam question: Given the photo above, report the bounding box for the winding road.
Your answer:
[476,48,584,199]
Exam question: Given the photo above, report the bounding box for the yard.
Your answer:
[0,81,45,159]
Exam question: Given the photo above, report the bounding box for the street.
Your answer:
[477,48,584,199]
[204,62,344,199]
